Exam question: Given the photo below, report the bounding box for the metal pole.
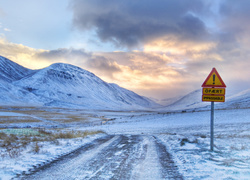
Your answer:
[210,101,214,151]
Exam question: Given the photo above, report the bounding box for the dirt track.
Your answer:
[18,135,183,180]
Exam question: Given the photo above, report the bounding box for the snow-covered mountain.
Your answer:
[0,56,159,109]
[162,88,250,111]
[221,89,250,109]
[0,56,36,82]
[154,96,184,106]
[162,89,208,111]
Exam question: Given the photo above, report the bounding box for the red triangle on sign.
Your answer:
[202,68,226,88]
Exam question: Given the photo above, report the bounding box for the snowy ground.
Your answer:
[0,106,249,179]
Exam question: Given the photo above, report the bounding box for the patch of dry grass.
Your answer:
[61,115,89,123]
[0,128,105,158]
[0,116,40,124]
[52,130,104,139]
[0,105,104,125]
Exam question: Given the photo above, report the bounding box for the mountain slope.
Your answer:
[161,88,250,111]
[220,89,250,109]
[0,56,43,105]
[163,89,209,111]
[0,57,158,109]
[0,56,36,82]
[0,78,45,106]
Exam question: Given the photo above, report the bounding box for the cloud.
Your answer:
[219,0,250,48]
[35,48,91,63]
[87,55,121,78]
[220,0,250,28]
[0,37,49,69]
[89,51,197,98]
[70,0,212,48]
[0,37,90,70]
[3,28,11,32]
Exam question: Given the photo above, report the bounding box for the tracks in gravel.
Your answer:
[18,135,183,180]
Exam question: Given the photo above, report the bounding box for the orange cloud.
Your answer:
[143,35,217,55]
[91,51,191,99]
[0,37,51,69]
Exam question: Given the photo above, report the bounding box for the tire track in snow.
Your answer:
[75,135,146,179]
[18,135,116,180]
[154,136,184,180]
[18,135,183,180]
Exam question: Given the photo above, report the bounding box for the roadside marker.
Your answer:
[202,95,225,102]
[202,68,226,88]
[201,68,226,151]
[202,88,225,95]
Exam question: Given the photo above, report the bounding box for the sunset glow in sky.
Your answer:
[1,0,250,99]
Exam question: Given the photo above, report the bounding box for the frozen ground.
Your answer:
[0,106,249,179]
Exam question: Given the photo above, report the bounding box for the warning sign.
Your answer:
[202,68,226,88]
[203,88,225,95]
[202,68,226,102]
[202,95,225,102]
[201,68,226,151]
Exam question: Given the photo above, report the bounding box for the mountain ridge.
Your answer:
[162,88,250,111]
[0,56,159,110]
[0,56,37,82]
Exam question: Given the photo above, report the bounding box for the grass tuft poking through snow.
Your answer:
[0,128,106,179]
[0,128,105,159]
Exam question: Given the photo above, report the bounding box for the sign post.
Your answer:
[202,68,226,151]
[210,101,214,151]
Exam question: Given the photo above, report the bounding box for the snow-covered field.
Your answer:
[0,106,249,179]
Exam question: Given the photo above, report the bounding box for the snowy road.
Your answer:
[19,135,183,180]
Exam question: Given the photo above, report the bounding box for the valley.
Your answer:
[0,106,249,179]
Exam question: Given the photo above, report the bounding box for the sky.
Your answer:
[0,0,250,100]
